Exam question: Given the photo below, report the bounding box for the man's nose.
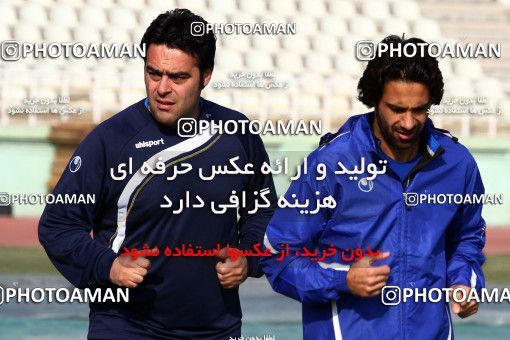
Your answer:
[400,112,415,131]
[157,76,172,95]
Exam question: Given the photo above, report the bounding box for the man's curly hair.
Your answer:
[357,35,444,108]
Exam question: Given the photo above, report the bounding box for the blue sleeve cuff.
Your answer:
[247,256,263,278]
[239,243,263,278]
[96,250,117,286]
[334,269,350,293]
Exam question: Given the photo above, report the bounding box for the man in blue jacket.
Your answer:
[39,9,276,339]
[261,35,485,339]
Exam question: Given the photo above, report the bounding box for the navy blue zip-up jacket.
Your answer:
[38,98,276,339]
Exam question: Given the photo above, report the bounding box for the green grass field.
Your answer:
[0,247,508,284]
[0,247,59,274]
[483,254,510,284]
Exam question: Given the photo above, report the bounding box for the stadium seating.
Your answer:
[0,0,507,137]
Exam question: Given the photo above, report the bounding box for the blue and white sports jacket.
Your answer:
[261,112,486,340]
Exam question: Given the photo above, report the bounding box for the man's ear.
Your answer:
[201,69,213,89]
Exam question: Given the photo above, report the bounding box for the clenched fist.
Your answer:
[216,247,248,289]
[450,285,479,319]
[109,254,151,288]
[346,251,391,297]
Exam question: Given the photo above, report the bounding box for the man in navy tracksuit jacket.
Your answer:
[261,36,486,339]
[39,9,276,339]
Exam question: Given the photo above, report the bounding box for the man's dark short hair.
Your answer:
[141,8,216,73]
[357,35,444,108]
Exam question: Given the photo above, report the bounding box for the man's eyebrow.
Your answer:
[385,102,430,111]
[412,103,431,111]
[145,65,191,77]
[145,65,160,73]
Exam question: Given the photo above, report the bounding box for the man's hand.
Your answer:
[346,251,391,297]
[216,247,248,289]
[449,285,479,318]
[109,254,151,288]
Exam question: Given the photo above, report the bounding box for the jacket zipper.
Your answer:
[398,147,444,339]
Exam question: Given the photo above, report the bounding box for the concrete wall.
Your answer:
[0,126,54,217]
